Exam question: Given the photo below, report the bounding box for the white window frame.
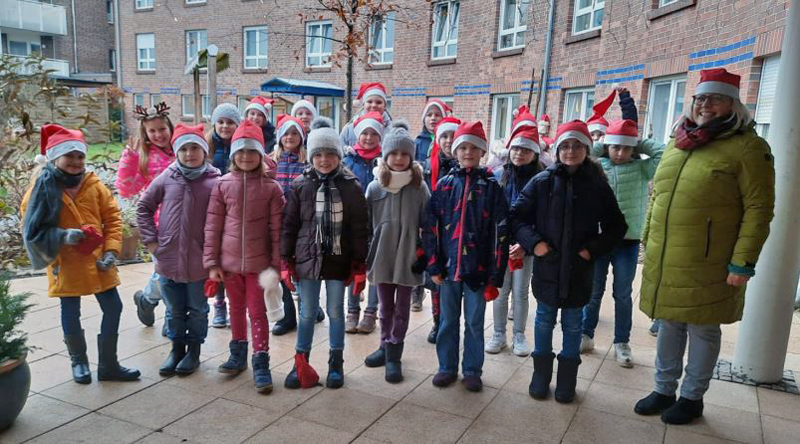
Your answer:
[135,0,153,10]
[185,29,208,63]
[644,75,687,144]
[185,0,206,4]
[316,96,342,130]
[498,0,527,51]
[237,96,251,114]
[133,94,145,107]
[563,87,595,122]
[136,33,155,71]
[109,49,116,71]
[369,12,395,65]
[306,21,333,68]
[243,26,268,70]
[150,94,161,106]
[181,94,210,119]
[754,55,780,139]
[106,0,114,23]
[572,0,604,35]
[490,94,521,143]
[659,0,679,6]
[431,0,460,60]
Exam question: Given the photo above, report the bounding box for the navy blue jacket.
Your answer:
[263,121,276,155]
[342,152,376,195]
[510,160,627,308]
[423,166,509,290]
[414,129,433,163]
[210,131,231,175]
[619,90,638,123]
[423,154,458,192]
[494,161,544,247]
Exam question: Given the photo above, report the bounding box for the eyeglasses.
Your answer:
[692,94,729,106]
[558,144,586,153]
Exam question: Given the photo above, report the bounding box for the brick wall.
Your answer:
[118,0,789,140]
[53,0,115,75]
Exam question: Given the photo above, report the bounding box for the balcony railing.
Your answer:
[0,0,68,35]
[7,55,70,77]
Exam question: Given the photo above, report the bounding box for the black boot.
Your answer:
[97,334,141,381]
[326,349,344,389]
[175,343,201,375]
[218,340,248,374]
[661,397,704,424]
[272,287,297,335]
[554,355,581,404]
[364,344,386,368]
[284,350,309,389]
[427,316,439,344]
[634,391,677,416]
[385,342,404,384]
[316,306,326,323]
[529,352,555,399]
[64,331,91,384]
[159,341,186,376]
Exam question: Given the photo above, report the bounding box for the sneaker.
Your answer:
[511,333,530,357]
[357,311,377,333]
[614,343,634,368]
[579,334,594,354]
[345,311,359,334]
[649,320,660,337]
[507,304,514,321]
[484,332,507,354]
[133,291,156,327]
[410,289,424,312]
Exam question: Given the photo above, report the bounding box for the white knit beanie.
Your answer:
[211,103,242,125]
[306,117,343,159]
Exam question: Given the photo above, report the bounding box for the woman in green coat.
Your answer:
[634,68,775,425]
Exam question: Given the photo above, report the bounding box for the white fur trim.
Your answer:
[588,123,608,134]
[34,154,48,165]
[46,140,87,161]
[244,103,268,118]
[555,130,592,151]
[277,120,305,143]
[509,137,541,153]
[362,88,387,102]
[354,118,384,139]
[422,102,446,121]
[512,119,536,133]
[259,268,285,323]
[435,122,458,139]
[695,81,740,99]
[453,134,487,152]
[229,138,265,159]
[603,134,638,147]
[291,100,317,118]
[173,133,209,153]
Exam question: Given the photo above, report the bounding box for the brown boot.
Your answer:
[357,310,377,334]
[345,310,359,334]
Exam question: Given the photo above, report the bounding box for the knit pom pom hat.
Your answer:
[381,120,415,160]
[306,117,343,159]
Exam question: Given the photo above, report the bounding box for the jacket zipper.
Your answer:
[704,217,712,258]
[454,171,470,281]
[241,173,247,274]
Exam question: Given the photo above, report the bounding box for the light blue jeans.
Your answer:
[493,256,533,336]
[654,320,722,401]
[582,241,639,343]
[143,256,162,304]
[347,284,378,313]
[297,279,346,352]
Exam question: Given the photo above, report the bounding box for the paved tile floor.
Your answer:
[2,263,800,443]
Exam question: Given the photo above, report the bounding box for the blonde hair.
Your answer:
[377,160,423,189]
[229,152,265,174]
[134,115,174,177]
[675,97,753,136]
[271,131,308,163]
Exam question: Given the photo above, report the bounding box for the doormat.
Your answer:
[713,359,799,394]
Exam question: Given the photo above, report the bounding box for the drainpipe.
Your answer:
[70,0,78,73]
[731,0,800,383]
[114,0,122,86]
[537,0,556,117]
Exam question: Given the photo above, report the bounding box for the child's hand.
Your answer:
[726,273,750,287]
[483,285,499,302]
[579,249,591,261]
[63,229,86,245]
[616,87,630,95]
[509,243,525,260]
[96,251,117,271]
[431,275,444,285]
[209,267,225,282]
[146,242,158,255]
[533,242,551,257]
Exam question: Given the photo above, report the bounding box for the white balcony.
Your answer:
[0,0,68,35]
[9,55,70,76]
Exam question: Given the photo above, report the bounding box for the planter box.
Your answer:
[120,227,141,261]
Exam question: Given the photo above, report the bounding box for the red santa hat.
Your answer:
[695,68,741,99]
[171,123,209,154]
[507,125,541,153]
[291,99,317,118]
[511,105,538,134]
[555,120,592,152]
[40,124,88,161]
[452,121,488,152]
[421,99,451,123]
[603,119,639,147]
[244,96,274,120]
[353,111,385,140]
[587,90,617,134]
[275,114,306,144]
[435,116,461,140]
[538,114,551,125]
[230,119,265,159]
[356,82,387,102]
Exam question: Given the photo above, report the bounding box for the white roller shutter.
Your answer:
[755,55,780,125]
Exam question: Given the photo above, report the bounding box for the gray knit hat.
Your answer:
[307,117,343,159]
[211,103,242,125]
[381,120,415,160]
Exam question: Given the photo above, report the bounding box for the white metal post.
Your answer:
[731,0,800,383]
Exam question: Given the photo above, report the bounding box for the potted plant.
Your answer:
[119,196,141,262]
[0,272,33,430]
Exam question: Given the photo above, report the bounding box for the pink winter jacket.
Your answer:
[116,144,174,199]
[203,170,285,275]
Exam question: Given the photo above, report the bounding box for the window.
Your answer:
[563,88,595,122]
[9,41,28,56]
[185,30,207,62]
[237,96,251,114]
[369,12,395,65]
[317,97,342,130]
[150,94,161,106]
[136,33,155,71]
[431,1,459,60]
[243,26,268,69]
[498,0,527,51]
[306,21,333,67]
[109,49,116,71]
[181,94,211,119]
[645,75,686,144]
[491,94,521,143]
[106,0,114,23]
[754,55,780,139]
[659,0,679,6]
[135,0,153,10]
[185,0,206,4]
[573,0,604,35]
[427,96,455,112]
[202,95,210,119]
[134,94,145,107]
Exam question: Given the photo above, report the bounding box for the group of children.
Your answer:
[22,81,664,403]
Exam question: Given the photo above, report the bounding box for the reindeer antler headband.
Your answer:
[133,102,170,121]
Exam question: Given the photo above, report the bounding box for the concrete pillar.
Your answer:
[731,0,800,383]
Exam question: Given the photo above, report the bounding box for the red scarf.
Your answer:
[674,115,737,151]
[430,141,441,191]
[354,143,381,161]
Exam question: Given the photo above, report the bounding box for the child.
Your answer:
[580,119,665,367]
[362,121,430,382]
[342,111,384,334]
[423,121,509,392]
[414,99,449,162]
[511,120,626,403]
[537,114,556,166]
[586,88,639,142]
[291,99,317,134]
[206,102,241,327]
[138,124,220,376]
[270,114,307,336]
[204,120,285,393]
[243,96,277,154]
[281,117,368,389]
[485,125,545,357]
[421,116,460,343]
[23,124,140,384]
[117,103,174,332]
[340,82,392,147]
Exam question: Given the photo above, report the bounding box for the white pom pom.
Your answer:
[259,268,280,290]
[34,154,48,165]
[512,109,520,118]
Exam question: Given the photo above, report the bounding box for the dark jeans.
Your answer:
[60,287,123,336]
[534,301,583,359]
[160,277,209,344]
[437,280,486,377]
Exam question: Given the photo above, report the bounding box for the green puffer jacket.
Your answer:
[592,139,665,240]
[640,127,775,325]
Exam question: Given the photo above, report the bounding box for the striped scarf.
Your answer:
[315,168,344,256]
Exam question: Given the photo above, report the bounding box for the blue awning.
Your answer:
[260,77,344,97]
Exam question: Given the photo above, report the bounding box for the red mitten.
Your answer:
[74,225,104,256]
[350,261,367,294]
[295,352,320,388]
[484,285,499,302]
[203,279,219,298]
[281,260,297,292]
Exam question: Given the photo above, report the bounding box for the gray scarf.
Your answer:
[176,161,208,181]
